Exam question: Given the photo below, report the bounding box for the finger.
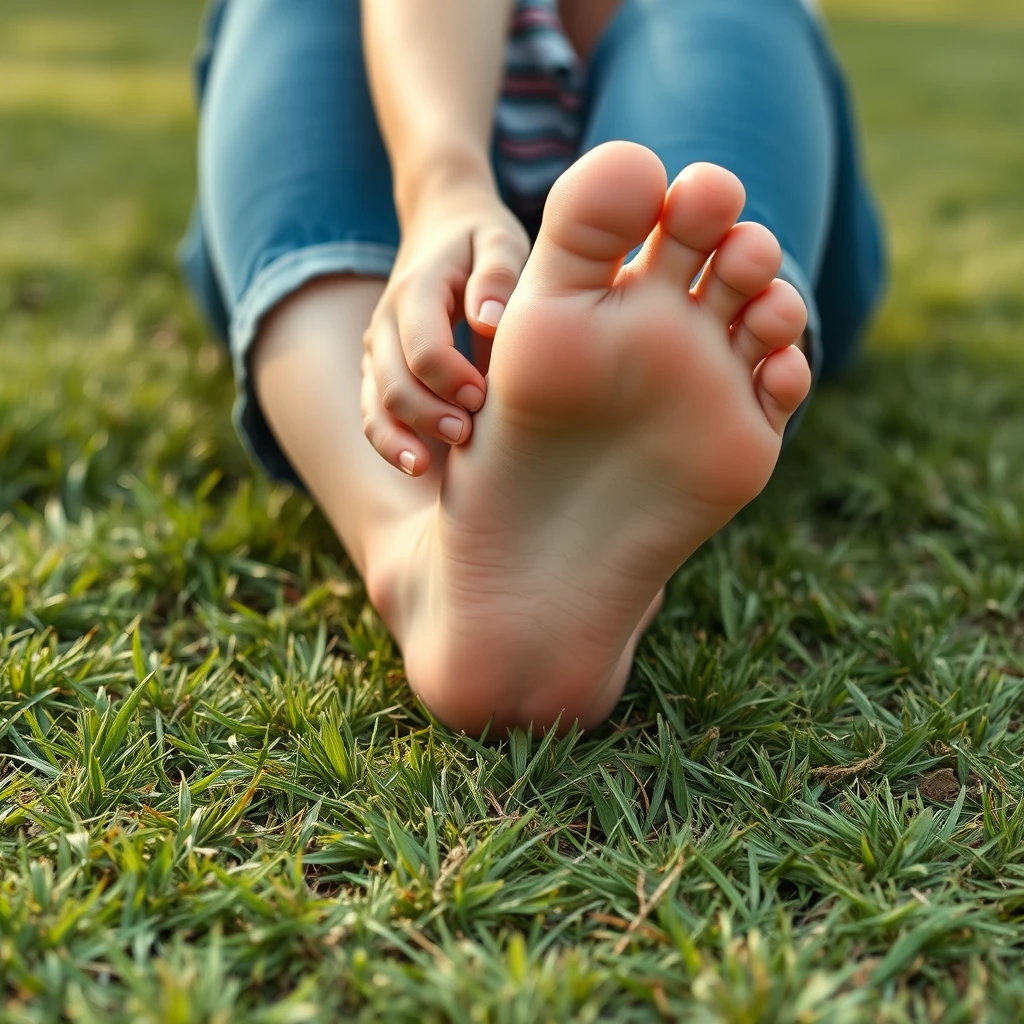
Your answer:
[397,280,487,412]
[464,225,530,338]
[360,350,431,476]
[372,317,475,447]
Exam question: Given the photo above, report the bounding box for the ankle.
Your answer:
[361,507,435,640]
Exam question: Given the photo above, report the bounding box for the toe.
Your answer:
[642,162,746,287]
[531,141,667,293]
[753,344,812,435]
[693,222,782,327]
[731,279,808,370]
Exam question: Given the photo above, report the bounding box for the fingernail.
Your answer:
[438,416,464,443]
[478,299,506,327]
[456,384,485,412]
[398,451,417,475]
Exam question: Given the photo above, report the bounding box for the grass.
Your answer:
[1,0,1024,1020]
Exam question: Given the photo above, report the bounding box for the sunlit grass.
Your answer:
[0,62,192,124]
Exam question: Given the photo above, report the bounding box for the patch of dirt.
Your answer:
[918,768,962,803]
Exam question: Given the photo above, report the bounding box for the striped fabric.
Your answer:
[493,0,822,216]
[494,0,585,216]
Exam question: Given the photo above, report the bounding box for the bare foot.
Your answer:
[378,142,811,734]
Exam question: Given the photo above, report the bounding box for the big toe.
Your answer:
[530,141,668,294]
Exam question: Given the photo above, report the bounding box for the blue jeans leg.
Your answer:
[179,0,401,486]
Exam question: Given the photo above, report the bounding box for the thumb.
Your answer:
[464,227,529,338]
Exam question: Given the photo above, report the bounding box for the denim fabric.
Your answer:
[180,0,885,486]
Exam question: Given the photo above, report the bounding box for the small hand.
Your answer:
[361,188,529,475]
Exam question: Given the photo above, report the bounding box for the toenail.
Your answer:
[438,416,464,443]
[478,299,506,327]
[398,451,416,475]
[456,384,485,411]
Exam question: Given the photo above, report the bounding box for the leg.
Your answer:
[189,0,809,735]
[557,0,622,62]
[807,30,888,379]
[190,0,444,597]
[251,279,444,594]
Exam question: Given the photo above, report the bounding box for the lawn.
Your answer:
[2,1,1024,1020]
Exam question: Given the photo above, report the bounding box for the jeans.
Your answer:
[179,0,886,487]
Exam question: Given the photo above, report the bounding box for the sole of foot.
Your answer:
[379,141,811,735]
